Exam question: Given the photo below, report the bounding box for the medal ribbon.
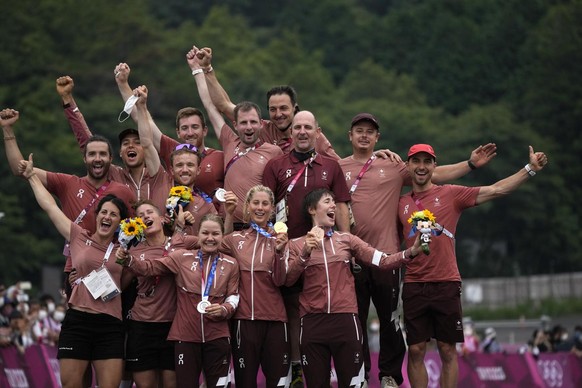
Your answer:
[198,250,219,303]
[193,187,213,203]
[249,221,274,238]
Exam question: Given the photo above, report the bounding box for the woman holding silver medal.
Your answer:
[19,154,130,388]
[220,185,290,387]
[286,188,426,387]
[117,196,240,388]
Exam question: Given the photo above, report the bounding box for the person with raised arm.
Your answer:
[18,153,130,388]
[113,63,224,199]
[286,188,425,387]
[398,144,547,388]
[339,113,497,388]
[187,46,283,230]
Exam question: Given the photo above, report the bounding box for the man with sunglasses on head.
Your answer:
[131,85,218,237]
[113,63,224,202]
[187,46,283,231]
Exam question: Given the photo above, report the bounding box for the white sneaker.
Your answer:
[381,376,399,388]
[361,380,369,388]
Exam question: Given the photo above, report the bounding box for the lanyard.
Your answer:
[101,242,115,267]
[349,156,376,194]
[198,251,219,301]
[249,222,273,238]
[287,154,317,194]
[73,180,111,224]
[224,142,262,175]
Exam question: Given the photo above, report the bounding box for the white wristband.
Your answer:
[524,163,536,176]
[191,68,204,76]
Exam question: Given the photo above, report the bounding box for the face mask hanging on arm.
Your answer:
[118,94,139,122]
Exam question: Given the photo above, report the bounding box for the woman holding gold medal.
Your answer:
[19,154,130,388]
[286,188,426,387]
[116,209,240,388]
[221,185,290,387]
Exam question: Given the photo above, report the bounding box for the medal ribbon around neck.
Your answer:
[197,250,219,304]
[249,221,274,238]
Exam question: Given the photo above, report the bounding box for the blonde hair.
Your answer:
[242,185,275,223]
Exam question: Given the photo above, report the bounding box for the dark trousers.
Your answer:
[354,266,406,384]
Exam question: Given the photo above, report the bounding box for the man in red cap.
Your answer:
[340,113,498,388]
[399,143,548,388]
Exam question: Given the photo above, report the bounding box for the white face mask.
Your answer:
[118,94,139,122]
[53,311,65,322]
[46,302,55,313]
[38,310,48,320]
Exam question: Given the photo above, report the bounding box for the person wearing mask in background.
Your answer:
[481,327,502,354]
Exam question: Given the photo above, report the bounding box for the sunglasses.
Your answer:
[174,143,198,152]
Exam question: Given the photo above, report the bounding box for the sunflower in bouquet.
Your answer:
[166,185,192,219]
[117,217,147,264]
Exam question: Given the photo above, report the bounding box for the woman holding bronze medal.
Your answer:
[19,154,130,388]
[220,185,290,387]
[286,188,425,387]
[117,213,239,388]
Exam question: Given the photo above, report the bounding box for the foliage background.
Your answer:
[1,0,580,287]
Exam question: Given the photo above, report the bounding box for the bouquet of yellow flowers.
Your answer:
[117,217,147,264]
[407,209,436,255]
[166,186,192,219]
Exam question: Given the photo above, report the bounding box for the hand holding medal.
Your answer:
[273,222,289,253]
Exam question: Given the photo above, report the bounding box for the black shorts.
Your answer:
[125,320,175,371]
[57,308,124,360]
[402,281,464,345]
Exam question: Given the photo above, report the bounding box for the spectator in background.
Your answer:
[481,327,502,354]
[528,329,552,357]
[550,324,572,352]
[10,310,34,354]
[1,298,14,347]
[458,320,479,355]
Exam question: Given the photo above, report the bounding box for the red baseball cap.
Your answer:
[407,144,436,159]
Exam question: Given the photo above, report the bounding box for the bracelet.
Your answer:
[72,107,79,113]
[3,136,15,140]
[204,66,213,74]
[63,103,71,109]
[467,160,477,170]
[524,163,536,177]
[191,68,204,76]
